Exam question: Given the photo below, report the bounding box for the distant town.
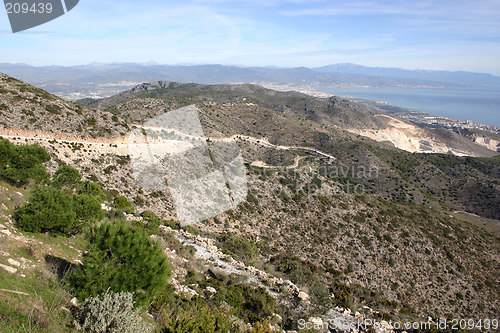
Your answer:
[261,83,500,137]
[354,98,500,136]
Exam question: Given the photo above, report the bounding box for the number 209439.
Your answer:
[5,2,54,14]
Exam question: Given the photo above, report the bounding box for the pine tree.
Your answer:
[70,221,171,307]
[0,139,50,185]
[53,165,81,191]
[73,194,105,223]
[15,186,76,234]
[78,181,105,201]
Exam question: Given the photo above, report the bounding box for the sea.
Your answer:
[321,86,500,127]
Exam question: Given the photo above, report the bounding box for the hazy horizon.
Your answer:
[2,61,499,78]
[1,0,499,75]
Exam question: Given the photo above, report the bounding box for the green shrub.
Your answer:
[162,299,234,333]
[212,281,275,323]
[45,104,61,114]
[53,165,81,190]
[74,291,152,333]
[139,211,163,235]
[0,139,50,185]
[78,181,105,201]
[86,117,97,126]
[271,254,316,285]
[219,233,259,263]
[70,222,171,306]
[183,225,200,235]
[73,194,105,223]
[15,186,77,234]
[194,274,275,324]
[164,219,181,230]
[113,195,134,213]
[104,165,117,174]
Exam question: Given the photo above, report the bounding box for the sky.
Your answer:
[1,0,500,75]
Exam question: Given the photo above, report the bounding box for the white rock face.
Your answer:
[0,263,18,274]
[0,229,12,236]
[298,291,310,302]
[206,286,217,294]
[347,114,482,156]
[7,258,21,267]
[473,135,500,152]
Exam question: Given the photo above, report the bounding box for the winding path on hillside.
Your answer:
[0,128,336,169]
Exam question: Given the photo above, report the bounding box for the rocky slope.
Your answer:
[79,81,498,158]
[0,73,129,138]
[348,114,497,156]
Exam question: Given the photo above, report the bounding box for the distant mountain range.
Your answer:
[314,63,500,87]
[1,62,499,100]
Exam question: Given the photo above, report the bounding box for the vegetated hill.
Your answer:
[79,81,498,158]
[0,75,499,331]
[0,73,129,138]
[77,81,500,219]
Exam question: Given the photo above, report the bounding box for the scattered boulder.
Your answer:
[8,258,21,267]
[271,313,283,325]
[71,297,79,307]
[0,229,12,236]
[308,317,324,327]
[206,286,217,294]
[0,263,18,274]
[298,291,310,302]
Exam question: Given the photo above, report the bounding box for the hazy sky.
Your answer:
[1,0,499,75]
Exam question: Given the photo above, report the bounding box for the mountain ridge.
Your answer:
[78,80,499,158]
[2,62,496,102]
[314,63,500,87]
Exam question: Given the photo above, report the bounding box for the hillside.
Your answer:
[78,81,500,220]
[0,74,499,332]
[80,80,498,158]
[0,73,129,138]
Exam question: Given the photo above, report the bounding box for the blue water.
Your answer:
[321,87,500,127]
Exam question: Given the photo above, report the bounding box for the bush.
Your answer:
[78,181,105,201]
[138,211,163,235]
[113,195,134,213]
[74,291,152,333]
[215,284,275,323]
[162,299,234,333]
[199,276,276,324]
[164,219,181,230]
[219,234,259,263]
[53,165,81,191]
[15,186,76,234]
[0,139,50,185]
[73,194,105,222]
[70,222,171,306]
